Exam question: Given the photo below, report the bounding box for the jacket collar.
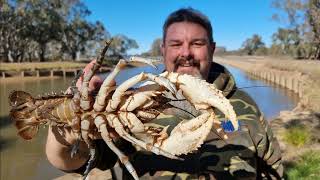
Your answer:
[207,62,237,97]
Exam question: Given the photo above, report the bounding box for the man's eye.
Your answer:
[169,43,181,47]
[192,42,205,47]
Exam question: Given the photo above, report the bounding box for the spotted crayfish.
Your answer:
[9,39,238,180]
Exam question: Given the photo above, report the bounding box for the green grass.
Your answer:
[285,151,320,180]
[284,125,311,147]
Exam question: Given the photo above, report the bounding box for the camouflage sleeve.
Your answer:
[232,90,283,179]
[256,115,283,179]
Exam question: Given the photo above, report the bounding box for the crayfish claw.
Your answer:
[129,56,158,69]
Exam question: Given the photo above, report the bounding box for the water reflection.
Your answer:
[0,64,299,179]
[225,65,299,120]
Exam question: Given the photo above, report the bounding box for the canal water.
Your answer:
[0,64,299,180]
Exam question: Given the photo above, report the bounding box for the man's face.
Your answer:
[161,22,215,80]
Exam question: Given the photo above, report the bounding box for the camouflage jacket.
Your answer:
[75,62,283,180]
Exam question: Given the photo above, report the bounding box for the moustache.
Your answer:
[174,57,200,68]
[173,57,203,78]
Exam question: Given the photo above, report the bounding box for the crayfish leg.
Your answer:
[80,40,113,111]
[80,116,97,179]
[94,115,139,180]
[82,144,96,180]
[69,69,83,95]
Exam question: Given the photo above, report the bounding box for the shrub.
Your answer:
[284,125,311,147]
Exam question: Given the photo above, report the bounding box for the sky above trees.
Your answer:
[83,0,280,54]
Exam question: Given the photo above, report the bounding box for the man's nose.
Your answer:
[180,44,192,57]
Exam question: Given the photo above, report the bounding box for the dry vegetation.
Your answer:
[262,58,320,79]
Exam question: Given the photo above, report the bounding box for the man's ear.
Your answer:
[160,42,165,56]
[211,42,216,55]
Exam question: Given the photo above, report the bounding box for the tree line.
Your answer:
[0,0,138,62]
[240,0,319,60]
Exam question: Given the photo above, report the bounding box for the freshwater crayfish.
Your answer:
[9,40,238,180]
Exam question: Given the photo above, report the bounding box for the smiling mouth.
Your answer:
[175,58,200,69]
[179,61,193,67]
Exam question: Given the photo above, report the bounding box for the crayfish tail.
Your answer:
[16,121,40,140]
[9,91,40,140]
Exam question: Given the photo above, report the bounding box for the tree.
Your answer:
[59,1,109,61]
[271,0,305,28]
[0,1,33,62]
[149,38,162,57]
[241,34,265,55]
[272,0,320,60]
[107,34,138,58]
[0,0,107,62]
[61,19,108,60]
[272,28,300,55]
[306,0,320,59]
[18,0,68,62]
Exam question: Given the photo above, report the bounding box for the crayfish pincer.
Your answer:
[9,40,238,180]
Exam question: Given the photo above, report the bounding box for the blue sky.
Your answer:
[83,0,281,54]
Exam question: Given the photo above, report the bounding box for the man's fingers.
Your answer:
[89,76,103,92]
[76,59,104,92]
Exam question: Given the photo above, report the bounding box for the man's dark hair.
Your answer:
[163,8,214,44]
